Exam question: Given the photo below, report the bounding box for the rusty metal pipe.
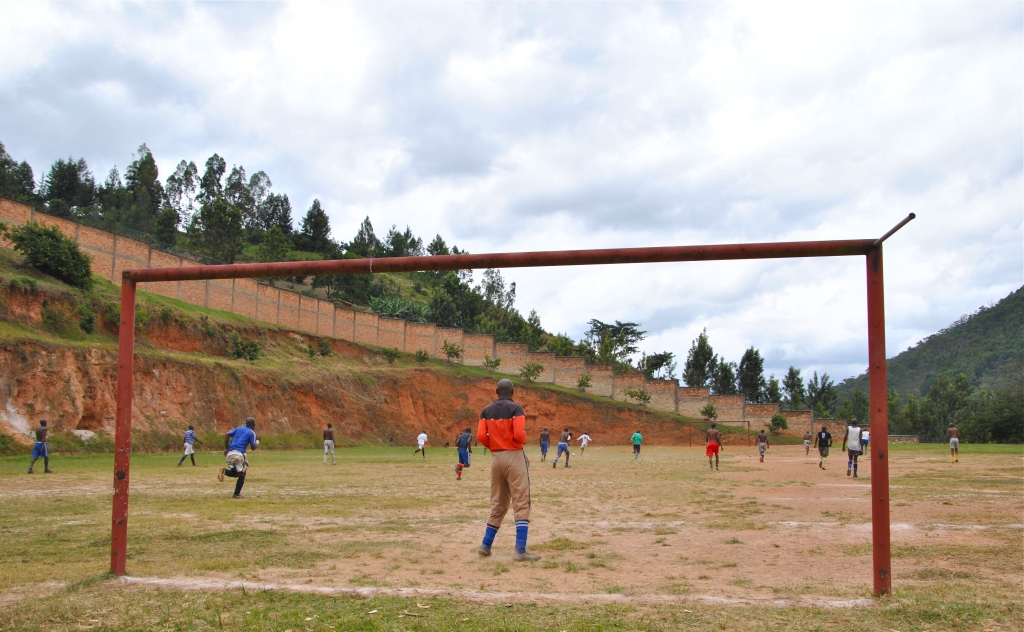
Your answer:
[125,239,876,283]
[111,278,136,576]
[873,213,916,248]
[866,248,892,595]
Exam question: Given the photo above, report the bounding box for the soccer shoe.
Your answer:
[847,469,851,477]
[552,462,557,469]
[565,463,570,468]
[27,468,33,474]
[819,463,824,469]
[513,550,541,562]
[218,468,225,482]
[44,469,53,473]
[853,474,859,479]
[178,462,182,467]
[477,545,492,557]
[232,494,245,499]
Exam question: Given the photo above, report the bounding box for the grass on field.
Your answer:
[0,443,1021,630]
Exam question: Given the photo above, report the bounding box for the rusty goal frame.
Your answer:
[109,213,915,596]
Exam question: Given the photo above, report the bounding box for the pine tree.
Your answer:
[782,366,806,410]
[298,199,334,255]
[737,346,767,403]
[683,328,717,387]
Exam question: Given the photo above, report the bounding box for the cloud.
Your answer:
[0,1,1020,384]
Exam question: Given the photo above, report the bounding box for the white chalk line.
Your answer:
[119,576,875,610]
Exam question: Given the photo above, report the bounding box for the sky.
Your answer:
[1,2,1021,385]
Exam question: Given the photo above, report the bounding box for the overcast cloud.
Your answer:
[1,2,1020,383]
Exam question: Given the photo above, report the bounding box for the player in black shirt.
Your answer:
[814,425,832,470]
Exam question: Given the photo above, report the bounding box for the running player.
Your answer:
[27,419,52,474]
[552,427,571,468]
[757,428,770,462]
[455,426,473,480]
[814,424,832,469]
[631,430,643,461]
[946,423,960,463]
[577,432,593,454]
[477,379,540,561]
[862,428,870,453]
[842,418,864,478]
[539,427,550,462]
[413,430,428,458]
[803,430,812,455]
[323,423,336,465]
[178,425,203,467]
[219,417,258,499]
[705,423,721,471]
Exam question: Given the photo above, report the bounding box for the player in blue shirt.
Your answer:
[455,426,473,480]
[177,425,204,467]
[218,417,258,498]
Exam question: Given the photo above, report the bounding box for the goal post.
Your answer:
[110,215,914,596]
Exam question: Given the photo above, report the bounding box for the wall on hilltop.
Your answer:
[0,197,840,431]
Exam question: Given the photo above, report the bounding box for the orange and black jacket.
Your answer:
[477,397,527,452]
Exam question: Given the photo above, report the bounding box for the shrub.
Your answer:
[483,354,501,372]
[77,303,96,334]
[625,388,652,406]
[769,413,789,435]
[441,340,463,363]
[700,403,718,421]
[415,349,430,362]
[229,331,261,361]
[369,294,432,323]
[317,340,332,357]
[41,300,77,336]
[8,277,37,293]
[102,303,120,331]
[576,373,592,392]
[519,361,544,382]
[0,433,28,456]
[1,221,93,289]
[307,343,316,359]
[381,347,401,364]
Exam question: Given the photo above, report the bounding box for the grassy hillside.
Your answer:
[837,286,1024,402]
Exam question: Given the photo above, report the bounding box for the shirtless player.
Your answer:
[28,419,52,474]
[706,422,723,471]
[946,423,960,463]
[803,430,812,455]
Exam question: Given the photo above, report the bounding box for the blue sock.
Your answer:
[515,520,529,553]
[482,524,498,548]
[853,463,858,475]
[848,460,853,470]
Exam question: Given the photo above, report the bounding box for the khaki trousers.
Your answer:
[488,449,531,527]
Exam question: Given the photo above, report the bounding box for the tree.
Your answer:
[258,193,293,235]
[429,272,484,329]
[41,157,96,218]
[199,154,226,202]
[806,371,838,417]
[576,373,592,392]
[125,144,163,226]
[154,204,180,245]
[427,234,449,256]
[519,361,544,382]
[247,170,272,231]
[441,340,463,363]
[347,216,378,257]
[766,374,782,404]
[0,141,37,204]
[640,351,677,380]
[737,347,767,403]
[1,221,92,289]
[837,388,869,423]
[382,225,424,257]
[189,197,244,263]
[224,165,254,229]
[258,226,291,263]
[683,328,717,387]
[782,366,806,410]
[584,319,647,368]
[625,388,651,406]
[700,403,718,421]
[165,160,199,226]
[769,413,789,435]
[712,358,738,394]
[483,354,501,372]
[297,199,334,255]
[546,333,575,356]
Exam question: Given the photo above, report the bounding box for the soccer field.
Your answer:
[1,443,1021,631]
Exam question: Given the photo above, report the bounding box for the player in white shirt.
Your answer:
[577,432,593,454]
[413,430,428,458]
[842,418,864,478]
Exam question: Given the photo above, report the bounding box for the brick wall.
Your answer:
[711,394,745,422]
[526,351,555,383]
[588,365,614,398]
[463,334,495,366]
[554,356,586,389]
[678,387,711,418]
[495,343,527,374]
[646,379,678,413]
[613,373,644,402]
